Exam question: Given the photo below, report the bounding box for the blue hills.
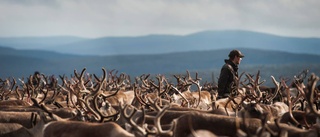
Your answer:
[1,30,320,56]
[0,30,319,86]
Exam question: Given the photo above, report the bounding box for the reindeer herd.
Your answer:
[0,68,319,137]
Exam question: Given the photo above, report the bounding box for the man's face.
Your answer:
[234,56,243,65]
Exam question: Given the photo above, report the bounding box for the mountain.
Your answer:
[1,46,319,87]
[0,36,88,51]
[0,46,87,60]
[0,30,320,56]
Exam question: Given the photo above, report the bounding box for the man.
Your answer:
[218,49,244,98]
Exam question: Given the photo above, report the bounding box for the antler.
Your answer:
[305,73,320,118]
[264,75,280,104]
[121,104,147,136]
[283,80,301,126]
[241,71,265,101]
[144,98,175,136]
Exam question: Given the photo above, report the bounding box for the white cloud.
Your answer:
[0,0,319,38]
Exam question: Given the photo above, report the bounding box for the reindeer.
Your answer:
[0,123,33,137]
[174,110,318,137]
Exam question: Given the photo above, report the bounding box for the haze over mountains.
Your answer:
[1,30,320,56]
[0,30,319,85]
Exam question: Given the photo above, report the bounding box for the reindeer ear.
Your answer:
[30,112,38,128]
[31,98,41,108]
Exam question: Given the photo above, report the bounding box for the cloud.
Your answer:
[0,0,319,38]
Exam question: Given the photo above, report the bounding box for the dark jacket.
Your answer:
[218,59,239,97]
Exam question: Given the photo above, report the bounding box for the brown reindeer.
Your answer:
[174,111,318,137]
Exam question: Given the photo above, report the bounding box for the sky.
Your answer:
[1,0,320,38]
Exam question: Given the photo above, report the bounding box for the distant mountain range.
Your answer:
[1,46,319,86]
[1,30,320,56]
[1,30,320,86]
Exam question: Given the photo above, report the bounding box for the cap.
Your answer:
[228,50,245,58]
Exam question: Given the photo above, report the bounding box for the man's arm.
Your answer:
[218,67,231,95]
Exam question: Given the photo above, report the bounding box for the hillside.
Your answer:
[0,36,88,50]
[0,30,320,56]
[0,46,319,86]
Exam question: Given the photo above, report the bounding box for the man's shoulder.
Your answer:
[222,63,233,70]
[221,63,235,74]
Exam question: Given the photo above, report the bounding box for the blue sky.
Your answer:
[1,0,320,38]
